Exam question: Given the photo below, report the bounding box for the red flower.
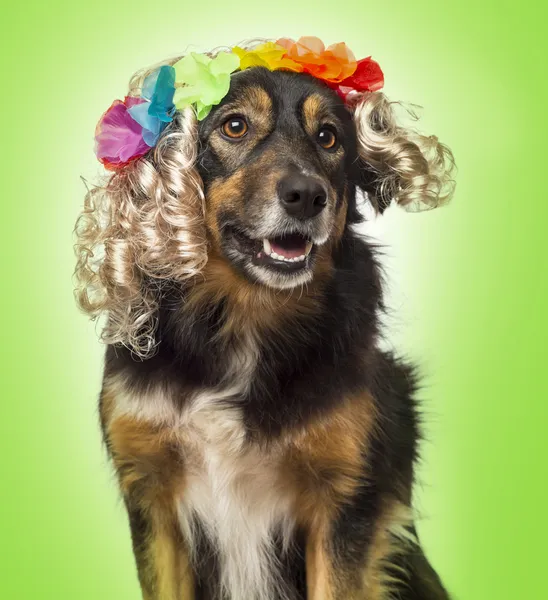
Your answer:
[328,57,384,101]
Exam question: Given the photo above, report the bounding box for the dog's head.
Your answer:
[75,41,455,356]
[198,68,359,289]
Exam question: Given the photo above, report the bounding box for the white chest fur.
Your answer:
[178,390,296,600]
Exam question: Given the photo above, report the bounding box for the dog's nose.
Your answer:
[278,174,328,220]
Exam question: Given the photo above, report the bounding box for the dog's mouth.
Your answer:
[257,234,314,267]
[226,226,316,274]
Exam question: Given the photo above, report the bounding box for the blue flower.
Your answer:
[128,65,176,146]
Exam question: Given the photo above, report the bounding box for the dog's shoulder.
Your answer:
[369,350,422,497]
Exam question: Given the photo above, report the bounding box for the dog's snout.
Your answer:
[278,174,328,220]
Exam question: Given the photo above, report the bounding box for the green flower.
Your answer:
[173,51,240,120]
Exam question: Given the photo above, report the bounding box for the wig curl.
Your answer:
[353,91,455,212]
[74,103,206,358]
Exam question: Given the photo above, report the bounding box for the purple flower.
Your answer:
[95,97,151,170]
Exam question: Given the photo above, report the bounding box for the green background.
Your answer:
[1,1,546,598]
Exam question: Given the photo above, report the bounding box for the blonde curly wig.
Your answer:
[74,103,207,358]
[74,44,455,358]
[353,91,455,212]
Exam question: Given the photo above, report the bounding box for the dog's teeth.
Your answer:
[305,242,313,256]
[265,248,309,262]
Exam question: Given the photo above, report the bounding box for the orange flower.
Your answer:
[276,36,357,83]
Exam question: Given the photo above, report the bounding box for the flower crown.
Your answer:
[95,37,384,171]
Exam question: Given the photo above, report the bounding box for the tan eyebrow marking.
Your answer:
[302,94,331,136]
[219,85,273,125]
[245,85,273,116]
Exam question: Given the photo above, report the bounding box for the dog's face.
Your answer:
[197,68,359,289]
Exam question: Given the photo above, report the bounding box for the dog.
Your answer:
[75,40,455,600]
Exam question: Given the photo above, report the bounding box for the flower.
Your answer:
[173,51,240,120]
[95,96,151,170]
[276,36,357,83]
[127,65,176,146]
[328,57,384,100]
[232,42,303,72]
[94,39,385,171]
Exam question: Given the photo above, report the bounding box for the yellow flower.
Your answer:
[232,42,303,72]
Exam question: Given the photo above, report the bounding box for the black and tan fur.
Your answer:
[98,68,450,599]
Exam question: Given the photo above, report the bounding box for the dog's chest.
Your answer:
[178,389,296,600]
[108,340,300,599]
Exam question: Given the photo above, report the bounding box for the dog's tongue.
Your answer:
[271,234,308,259]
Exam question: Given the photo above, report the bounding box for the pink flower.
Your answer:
[95,97,150,170]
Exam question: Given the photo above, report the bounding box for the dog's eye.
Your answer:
[317,127,337,150]
[221,117,248,139]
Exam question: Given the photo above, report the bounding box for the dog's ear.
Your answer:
[352,92,455,213]
[74,106,207,358]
